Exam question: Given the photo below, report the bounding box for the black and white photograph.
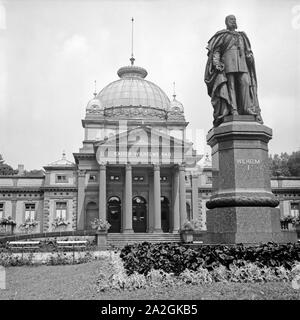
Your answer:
[0,0,300,305]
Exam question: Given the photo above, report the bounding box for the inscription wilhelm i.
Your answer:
[236,159,261,165]
[236,159,261,170]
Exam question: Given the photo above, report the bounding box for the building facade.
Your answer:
[0,62,300,235]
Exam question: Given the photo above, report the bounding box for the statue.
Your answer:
[204,15,263,127]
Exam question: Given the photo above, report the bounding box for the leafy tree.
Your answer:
[0,163,17,176]
[287,151,300,176]
[269,152,291,177]
[0,154,17,176]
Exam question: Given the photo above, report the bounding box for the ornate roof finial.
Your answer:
[130,17,135,66]
[173,81,176,100]
[62,150,66,160]
[93,80,97,97]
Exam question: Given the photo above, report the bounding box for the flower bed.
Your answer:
[96,251,300,292]
[120,242,300,276]
[95,243,300,292]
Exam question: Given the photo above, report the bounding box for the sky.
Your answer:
[0,0,299,170]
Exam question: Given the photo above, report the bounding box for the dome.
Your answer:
[86,94,104,115]
[96,65,170,110]
[170,95,184,113]
[86,95,103,110]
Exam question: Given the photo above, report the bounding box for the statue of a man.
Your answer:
[204,15,263,127]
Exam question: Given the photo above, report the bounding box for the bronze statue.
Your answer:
[205,15,263,127]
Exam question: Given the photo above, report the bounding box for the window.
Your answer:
[89,174,97,182]
[56,175,68,183]
[206,176,212,184]
[109,175,120,181]
[0,203,4,219]
[56,202,67,220]
[291,203,300,218]
[25,203,36,222]
[133,176,144,182]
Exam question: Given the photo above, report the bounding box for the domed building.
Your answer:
[74,58,202,238]
[1,58,299,244]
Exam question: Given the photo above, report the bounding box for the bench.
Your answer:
[56,240,88,249]
[7,241,41,250]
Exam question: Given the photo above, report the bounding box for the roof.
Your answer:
[45,152,75,168]
[96,64,171,110]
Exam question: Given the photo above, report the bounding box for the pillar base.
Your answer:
[153,229,162,233]
[206,206,297,244]
[122,229,134,233]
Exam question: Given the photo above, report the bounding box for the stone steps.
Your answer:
[107,233,182,247]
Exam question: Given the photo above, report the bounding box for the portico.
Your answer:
[96,162,187,234]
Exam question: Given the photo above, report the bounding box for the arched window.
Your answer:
[132,196,147,204]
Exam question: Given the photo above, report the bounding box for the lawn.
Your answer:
[0,260,299,300]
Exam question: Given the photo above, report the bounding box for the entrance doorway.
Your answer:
[85,202,98,230]
[161,196,170,232]
[107,196,121,233]
[186,202,191,220]
[132,196,147,233]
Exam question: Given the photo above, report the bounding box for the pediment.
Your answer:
[94,126,191,148]
[94,126,201,166]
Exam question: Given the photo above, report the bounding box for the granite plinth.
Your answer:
[206,207,297,244]
[206,117,297,244]
[207,119,275,203]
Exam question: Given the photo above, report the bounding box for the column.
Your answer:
[153,164,162,232]
[123,164,133,233]
[77,170,86,230]
[179,164,187,228]
[172,166,180,233]
[191,174,199,220]
[99,164,106,221]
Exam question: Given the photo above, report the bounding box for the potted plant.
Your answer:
[51,217,70,230]
[90,218,111,248]
[180,220,195,243]
[280,215,296,230]
[0,216,16,234]
[19,220,39,234]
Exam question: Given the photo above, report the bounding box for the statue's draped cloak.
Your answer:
[204,29,262,126]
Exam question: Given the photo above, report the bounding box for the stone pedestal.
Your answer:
[206,115,297,244]
[96,230,108,249]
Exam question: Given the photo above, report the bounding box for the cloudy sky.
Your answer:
[0,0,299,170]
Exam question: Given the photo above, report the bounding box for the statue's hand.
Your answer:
[215,63,224,71]
[246,53,254,64]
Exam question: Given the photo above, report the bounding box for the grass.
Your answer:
[0,259,300,300]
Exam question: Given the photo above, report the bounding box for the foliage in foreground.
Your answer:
[120,242,300,276]
[96,254,300,292]
[0,251,95,267]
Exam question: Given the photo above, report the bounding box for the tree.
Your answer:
[269,152,291,177]
[287,151,300,176]
[0,154,17,176]
[0,163,17,176]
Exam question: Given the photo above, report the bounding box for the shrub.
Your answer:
[147,269,176,287]
[179,268,213,285]
[0,252,34,267]
[120,242,300,276]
